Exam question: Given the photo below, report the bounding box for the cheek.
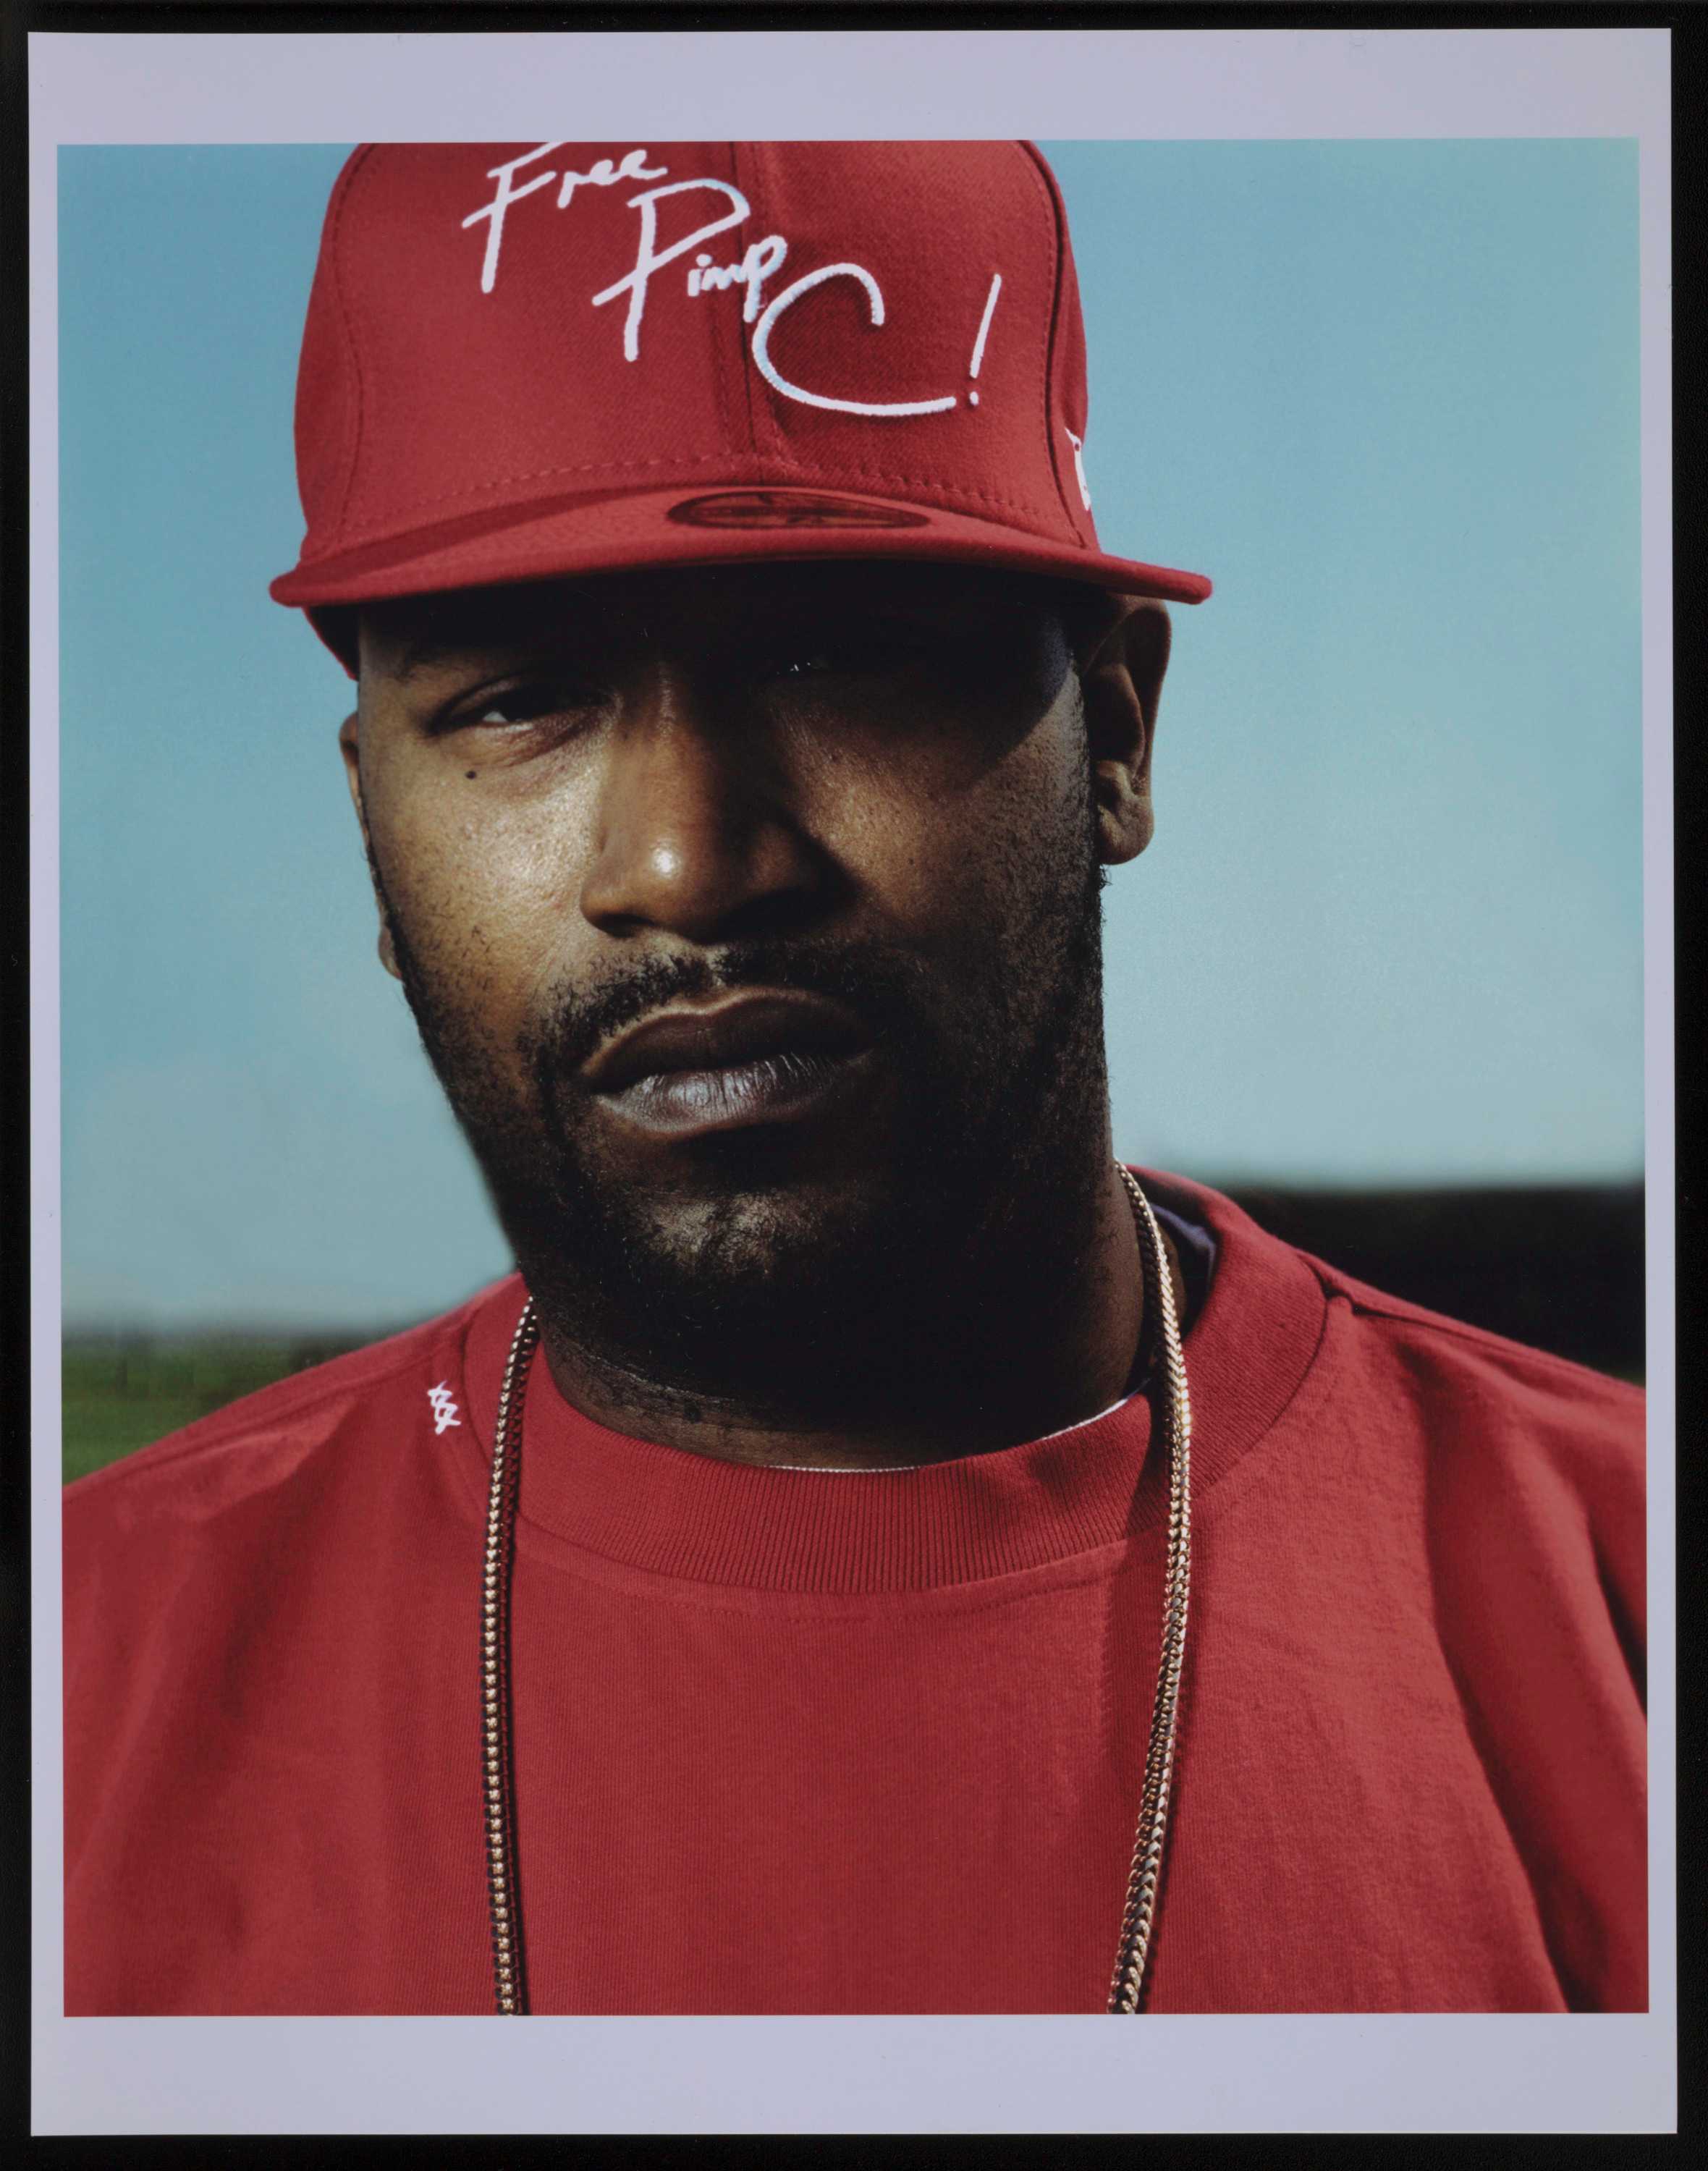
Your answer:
[368,767,601,1037]
[808,709,1087,945]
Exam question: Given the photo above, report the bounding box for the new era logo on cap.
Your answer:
[270,141,1209,656]
[669,490,931,529]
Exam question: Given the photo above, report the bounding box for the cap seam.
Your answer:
[703,143,748,471]
[325,146,379,546]
[1016,140,1087,543]
[730,143,768,462]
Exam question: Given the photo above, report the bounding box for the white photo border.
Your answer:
[30,24,1675,2138]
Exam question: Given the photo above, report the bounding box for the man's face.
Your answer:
[346,559,1160,1405]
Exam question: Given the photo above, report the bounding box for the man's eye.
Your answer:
[454,680,603,729]
[765,627,926,681]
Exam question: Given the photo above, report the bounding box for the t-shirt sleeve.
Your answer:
[1404,1329,1647,2011]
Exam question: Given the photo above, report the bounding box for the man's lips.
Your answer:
[581,990,875,1138]
[583,990,871,1092]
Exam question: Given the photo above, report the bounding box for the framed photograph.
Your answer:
[30,21,1674,2138]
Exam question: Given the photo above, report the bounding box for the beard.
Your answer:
[372,791,1114,1429]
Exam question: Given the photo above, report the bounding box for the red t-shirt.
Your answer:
[62,1174,1646,2015]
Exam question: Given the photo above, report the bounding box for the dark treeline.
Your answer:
[1226,1182,1645,1380]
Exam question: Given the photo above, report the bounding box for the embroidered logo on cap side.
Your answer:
[668,491,931,530]
[1064,427,1094,512]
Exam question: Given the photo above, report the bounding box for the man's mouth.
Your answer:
[580,990,875,1139]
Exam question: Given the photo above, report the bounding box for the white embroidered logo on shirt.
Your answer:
[427,1384,462,1436]
[461,145,1002,421]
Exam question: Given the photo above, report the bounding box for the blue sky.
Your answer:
[57,140,1644,1329]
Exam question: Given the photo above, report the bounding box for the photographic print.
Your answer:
[32,22,1673,2138]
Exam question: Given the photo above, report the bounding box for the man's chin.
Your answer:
[509,1145,960,1352]
[589,1162,926,1287]
[518,1185,931,1408]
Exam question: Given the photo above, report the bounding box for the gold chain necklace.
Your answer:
[480,1162,1192,2015]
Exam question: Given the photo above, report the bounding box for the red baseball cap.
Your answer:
[271,141,1211,667]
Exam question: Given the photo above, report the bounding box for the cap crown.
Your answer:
[288,140,1099,577]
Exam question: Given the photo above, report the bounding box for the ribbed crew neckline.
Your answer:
[455,1170,1327,1595]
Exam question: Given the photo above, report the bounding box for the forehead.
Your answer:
[356,560,1080,679]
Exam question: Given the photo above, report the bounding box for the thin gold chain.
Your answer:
[481,1295,538,2016]
[481,1164,1191,2017]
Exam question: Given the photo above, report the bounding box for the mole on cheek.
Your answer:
[465,770,478,782]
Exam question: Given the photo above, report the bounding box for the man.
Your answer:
[63,141,1646,2016]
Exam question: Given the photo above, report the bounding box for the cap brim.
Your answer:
[269,483,1212,620]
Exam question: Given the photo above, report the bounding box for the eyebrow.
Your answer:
[382,622,566,682]
[387,635,470,682]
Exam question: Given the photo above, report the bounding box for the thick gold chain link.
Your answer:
[1107,1164,1193,2013]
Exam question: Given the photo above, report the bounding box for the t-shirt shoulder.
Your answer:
[63,1277,514,1518]
[1302,1248,1642,1408]
[1295,1247,1645,1552]
[1292,1247,1645,1659]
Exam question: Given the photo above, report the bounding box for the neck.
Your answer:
[528,1155,1156,1472]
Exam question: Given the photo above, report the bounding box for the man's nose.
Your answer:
[578,674,834,944]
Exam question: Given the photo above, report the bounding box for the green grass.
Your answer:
[63,1322,1641,1489]
[62,1337,370,1485]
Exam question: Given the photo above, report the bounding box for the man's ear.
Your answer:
[338,708,402,982]
[1081,598,1170,866]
